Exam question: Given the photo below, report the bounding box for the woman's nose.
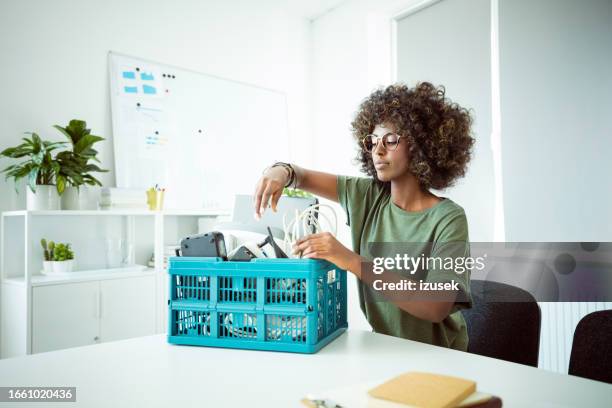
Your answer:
[373,140,386,156]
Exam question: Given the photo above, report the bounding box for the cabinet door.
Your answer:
[100,276,156,342]
[32,281,100,353]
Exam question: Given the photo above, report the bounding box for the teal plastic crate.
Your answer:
[167,257,348,353]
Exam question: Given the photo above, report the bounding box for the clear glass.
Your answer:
[105,239,135,268]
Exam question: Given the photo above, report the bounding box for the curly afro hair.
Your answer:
[350,82,475,191]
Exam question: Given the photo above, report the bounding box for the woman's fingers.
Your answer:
[253,179,265,218]
[292,240,307,255]
[253,178,276,218]
[271,188,283,212]
[259,185,275,215]
[254,166,288,218]
[293,237,325,256]
[295,232,330,245]
[293,237,314,252]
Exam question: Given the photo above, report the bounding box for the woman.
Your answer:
[253,82,475,350]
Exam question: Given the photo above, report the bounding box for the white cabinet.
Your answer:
[100,276,156,342]
[0,209,230,358]
[31,275,156,354]
[33,281,99,353]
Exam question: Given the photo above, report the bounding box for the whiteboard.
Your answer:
[108,52,290,209]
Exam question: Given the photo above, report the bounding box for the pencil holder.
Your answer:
[147,189,165,210]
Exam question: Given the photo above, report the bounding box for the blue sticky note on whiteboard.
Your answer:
[141,72,155,81]
[124,86,138,94]
[122,71,136,79]
[143,85,157,95]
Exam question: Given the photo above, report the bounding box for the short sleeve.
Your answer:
[425,210,473,311]
[336,175,382,227]
[336,175,387,255]
[336,175,351,226]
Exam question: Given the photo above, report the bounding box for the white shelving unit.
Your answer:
[0,208,231,358]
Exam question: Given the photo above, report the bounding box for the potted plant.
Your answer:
[282,188,314,198]
[41,239,53,273]
[0,132,66,210]
[54,119,108,210]
[41,239,75,274]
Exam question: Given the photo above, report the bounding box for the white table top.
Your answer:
[0,330,610,407]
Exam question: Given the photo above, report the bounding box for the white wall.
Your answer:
[396,0,495,242]
[498,0,612,374]
[499,0,612,241]
[0,0,313,211]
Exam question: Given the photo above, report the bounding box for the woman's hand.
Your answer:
[253,166,290,219]
[292,232,361,275]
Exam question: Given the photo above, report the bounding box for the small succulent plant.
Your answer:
[52,243,74,261]
[41,238,52,261]
[41,239,73,261]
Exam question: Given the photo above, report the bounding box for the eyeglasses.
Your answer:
[361,133,402,152]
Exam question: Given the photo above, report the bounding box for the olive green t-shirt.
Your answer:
[337,175,473,350]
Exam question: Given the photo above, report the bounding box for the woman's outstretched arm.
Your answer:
[254,164,338,218]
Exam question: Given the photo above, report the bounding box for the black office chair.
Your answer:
[568,310,612,384]
[461,280,541,367]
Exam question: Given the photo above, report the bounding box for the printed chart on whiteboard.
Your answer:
[108,52,290,210]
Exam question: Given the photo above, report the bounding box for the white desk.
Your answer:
[0,330,609,407]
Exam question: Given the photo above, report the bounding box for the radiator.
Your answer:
[538,302,612,373]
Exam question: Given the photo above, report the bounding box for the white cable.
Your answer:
[282,204,338,258]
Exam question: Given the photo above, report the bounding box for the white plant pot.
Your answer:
[50,260,75,274]
[61,186,87,210]
[42,261,53,274]
[26,185,61,210]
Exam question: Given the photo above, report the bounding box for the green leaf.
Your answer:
[46,144,66,153]
[86,176,103,186]
[1,145,32,158]
[43,140,66,151]
[71,174,84,185]
[80,148,98,159]
[1,164,17,173]
[56,175,66,194]
[53,124,75,144]
[32,150,44,165]
[68,120,88,135]
[0,147,16,157]
[84,163,107,172]
[21,136,34,146]
[14,163,32,178]
[27,169,38,193]
[31,132,41,147]
[73,135,104,154]
[62,168,81,178]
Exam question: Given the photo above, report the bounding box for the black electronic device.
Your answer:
[178,231,227,260]
[227,226,288,261]
[265,226,288,258]
[229,245,259,261]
